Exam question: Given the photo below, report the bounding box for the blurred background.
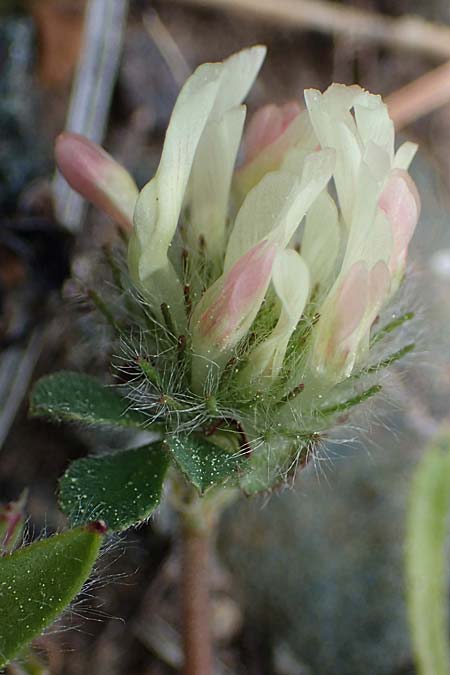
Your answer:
[2,0,450,673]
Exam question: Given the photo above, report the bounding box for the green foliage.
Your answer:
[168,435,241,494]
[59,444,170,531]
[406,430,450,675]
[0,525,104,668]
[30,372,148,429]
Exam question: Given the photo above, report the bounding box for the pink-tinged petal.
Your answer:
[234,108,316,201]
[368,260,391,312]
[331,261,369,348]
[243,101,302,164]
[313,262,368,376]
[55,132,139,231]
[197,240,277,349]
[379,169,420,274]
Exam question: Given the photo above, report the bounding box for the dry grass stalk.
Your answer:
[166,0,450,60]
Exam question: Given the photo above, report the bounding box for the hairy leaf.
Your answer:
[0,525,104,668]
[30,372,148,429]
[168,435,241,494]
[59,444,169,531]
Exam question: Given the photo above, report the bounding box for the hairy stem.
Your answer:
[181,517,213,675]
[173,477,238,675]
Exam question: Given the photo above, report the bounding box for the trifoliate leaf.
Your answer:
[167,435,241,494]
[30,372,148,429]
[0,525,104,668]
[59,444,169,531]
[406,429,450,675]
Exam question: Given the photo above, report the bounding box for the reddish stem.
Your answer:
[181,521,213,675]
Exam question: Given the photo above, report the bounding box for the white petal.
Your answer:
[211,45,266,119]
[305,84,396,227]
[354,94,394,160]
[225,148,334,272]
[245,249,310,381]
[131,70,222,285]
[341,158,393,274]
[302,190,340,293]
[270,149,335,246]
[129,46,266,322]
[305,88,362,225]
[393,141,418,170]
[225,170,298,272]
[188,105,246,259]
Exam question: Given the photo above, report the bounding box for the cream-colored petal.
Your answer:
[305,84,396,228]
[302,190,340,293]
[354,94,394,160]
[130,46,266,325]
[225,170,298,272]
[131,73,222,284]
[210,45,266,119]
[341,157,393,275]
[305,88,362,226]
[244,248,310,381]
[270,149,335,247]
[393,141,418,170]
[188,105,246,259]
[225,148,335,272]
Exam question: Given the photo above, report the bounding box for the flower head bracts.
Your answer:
[55,46,420,493]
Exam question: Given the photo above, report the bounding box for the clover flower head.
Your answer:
[56,46,420,492]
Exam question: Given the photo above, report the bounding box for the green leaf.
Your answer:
[406,429,450,675]
[168,435,241,494]
[0,525,104,668]
[59,444,170,531]
[30,372,148,429]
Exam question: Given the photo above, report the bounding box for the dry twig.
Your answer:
[166,0,450,61]
[53,0,129,234]
[387,61,450,130]
[143,9,191,86]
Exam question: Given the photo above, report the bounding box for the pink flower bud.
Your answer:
[234,102,309,201]
[325,261,369,364]
[195,240,277,351]
[379,169,421,277]
[243,101,302,164]
[314,259,391,378]
[55,133,139,231]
